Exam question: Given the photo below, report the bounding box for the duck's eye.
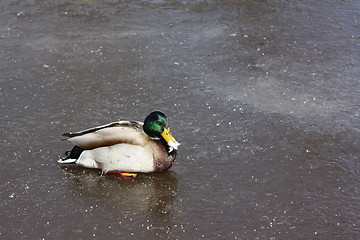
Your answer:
[155,120,160,125]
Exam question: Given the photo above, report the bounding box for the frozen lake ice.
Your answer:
[0,0,359,239]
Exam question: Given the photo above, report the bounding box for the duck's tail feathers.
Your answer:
[58,157,77,164]
[58,146,84,164]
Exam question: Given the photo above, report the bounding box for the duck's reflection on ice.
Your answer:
[61,166,178,220]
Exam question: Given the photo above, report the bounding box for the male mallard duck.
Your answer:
[58,111,180,177]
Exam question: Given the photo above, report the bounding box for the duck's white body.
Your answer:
[74,143,154,173]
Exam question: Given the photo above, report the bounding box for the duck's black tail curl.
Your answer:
[58,146,84,164]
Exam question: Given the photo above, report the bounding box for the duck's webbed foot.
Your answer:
[107,171,138,177]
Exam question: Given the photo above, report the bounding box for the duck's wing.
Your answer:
[62,122,125,138]
[63,121,148,150]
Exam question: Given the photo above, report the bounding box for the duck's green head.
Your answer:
[143,111,180,152]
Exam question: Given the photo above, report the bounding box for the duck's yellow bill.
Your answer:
[161,128,180,152]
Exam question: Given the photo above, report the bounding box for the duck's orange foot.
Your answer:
[108,171,137,177]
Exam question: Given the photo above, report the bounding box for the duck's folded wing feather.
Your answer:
[62,122,122,138]
[63,121,147,149]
